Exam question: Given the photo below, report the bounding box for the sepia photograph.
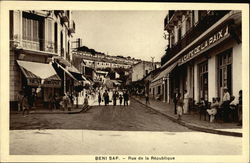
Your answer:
[0,1,249,163]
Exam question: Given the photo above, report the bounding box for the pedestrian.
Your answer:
[173,88,179,114]
[207,98,219,122]
[183,90,189,114]
[98,92,102,106]
[103,90,109,106]
[119,94,123,106]
[123,91,129,106]
[17,91,23,112]
[145,93,150,105]
[176,93,183,120]
[62,93,69,111]
[67,92,72,111]
[84,94,89,106]
[113,91,117,106]
[54,93,60,109]
[22,94,30,117]
[229,96,238,122]
[221,87,231,122]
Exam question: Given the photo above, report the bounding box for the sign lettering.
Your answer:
[178,26,229,65]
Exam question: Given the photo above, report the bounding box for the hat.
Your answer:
[223,87,228,90]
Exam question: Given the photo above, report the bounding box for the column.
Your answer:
[167,74,170,103]
[163,78,166,103]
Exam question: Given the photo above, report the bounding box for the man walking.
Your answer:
[123,91,129,106]
[103,90,109,106]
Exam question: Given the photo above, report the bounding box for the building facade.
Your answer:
[10,10,75,109]
[153,10,242,104]
[131,61,161,82]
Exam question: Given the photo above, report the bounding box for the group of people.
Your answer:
[206,88,242,125]
[98,90,129,106]
[173,90,189,120]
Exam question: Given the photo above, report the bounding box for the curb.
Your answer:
[11,106,91,115]
[132,97,242,137]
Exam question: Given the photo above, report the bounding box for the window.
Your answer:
[199,61,208,101]
[218,49,232,98]
[54,22,58,53]
[178,27,182,41]
[22,12,44,50]
[186,17,191,33]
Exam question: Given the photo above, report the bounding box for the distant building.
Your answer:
[131,61,161,82]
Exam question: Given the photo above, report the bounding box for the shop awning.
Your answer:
[17,60,61,87]
[151,62,178,83]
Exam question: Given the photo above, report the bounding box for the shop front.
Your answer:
[17,60,61,108]
[175,21,241,103]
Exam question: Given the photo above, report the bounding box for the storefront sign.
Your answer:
[27,78,61,88]
[178,26,229,65]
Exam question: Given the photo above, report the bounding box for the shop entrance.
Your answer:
[199,61,208,101]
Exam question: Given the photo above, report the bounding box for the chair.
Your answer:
[199,101,211,121]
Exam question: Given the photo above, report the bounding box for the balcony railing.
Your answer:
[9,34,59,55]
[161,10,230,65]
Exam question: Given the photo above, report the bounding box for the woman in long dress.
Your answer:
[183,90,189,114]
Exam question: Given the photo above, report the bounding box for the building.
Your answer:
[131,61,160,82]
[9,10,76,109]
[151,10,242,104]
[72,45,141,70]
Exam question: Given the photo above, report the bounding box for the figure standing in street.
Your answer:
[103,90,109,106]
[183,90,189,114]
[176,93,183,120]
[123,91,129,106]
[17,91,23,112]
[221,87,231,122]
[113,91,118,106]
[119,94,123,106]
[22,94,30,117]
[98,92,102,106]
[84,94,89,106]
[145,93,150,105]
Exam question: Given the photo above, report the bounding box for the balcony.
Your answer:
[69,20,75,34]
[10,34,58,55]
[161,10,230,65]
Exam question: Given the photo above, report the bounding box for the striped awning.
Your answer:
[17,60,61,87]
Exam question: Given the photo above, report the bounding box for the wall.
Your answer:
[232,42,242,99]
[208,55,217,101]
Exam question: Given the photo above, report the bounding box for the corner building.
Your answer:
[159,10,242,103]
[9,10,76,110]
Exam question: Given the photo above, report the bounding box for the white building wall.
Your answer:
[194,63,199,102]
[208,55,217,102]
[181,16,186,37]
[232,43,242,99]
[174,26,178,44]
[194,11,199,24]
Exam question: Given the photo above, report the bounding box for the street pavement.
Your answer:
[10,99,242,155]
[10,129,242,155]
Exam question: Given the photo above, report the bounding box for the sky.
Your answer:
[72,11,167,62]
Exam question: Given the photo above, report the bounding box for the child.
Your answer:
[176,93,183,120]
